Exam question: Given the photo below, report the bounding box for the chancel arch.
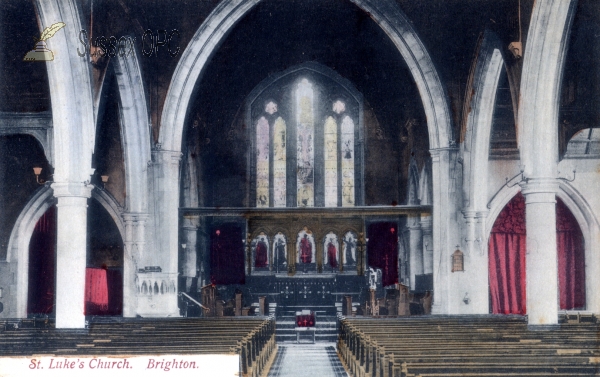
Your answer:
[160,1,452,315]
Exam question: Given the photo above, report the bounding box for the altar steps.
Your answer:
[275,311,338,343]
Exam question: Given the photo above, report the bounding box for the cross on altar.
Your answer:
[280,285,294,299]
[317,285,330,299]
[299,285,311,298]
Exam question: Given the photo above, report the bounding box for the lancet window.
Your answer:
[250,64,364,208]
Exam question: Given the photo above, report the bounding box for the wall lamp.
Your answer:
[33,167,52,185]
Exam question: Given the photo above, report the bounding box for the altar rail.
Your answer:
[338,315,600,377]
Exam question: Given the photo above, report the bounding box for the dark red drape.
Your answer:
[255,241,268,268]
[85,268,108,314]
[210,223,245,285]
[85,268,123,316]
[489,194,586,314]
[556,199,586,310]
[327,242,337,268]
[489,193,527,315]
[367,222,398,287]
[27,206,56,315]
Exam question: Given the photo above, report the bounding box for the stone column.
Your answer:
[181,218,199,292]
[421,215,433,274]
[407,214,423,289]
[521,179,559,325]
[430,146,462,314]
[461,209,489,314]
[147,147,181,317]
[516,0,576,325]
[122,212,149,317]
[53,182,92,329]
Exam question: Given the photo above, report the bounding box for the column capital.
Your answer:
[122,212,151,223]
[51,182,92,199]
[462,210,477,220]
[151,148,182,165]
[520,178,559,204]
[475,210,489,219]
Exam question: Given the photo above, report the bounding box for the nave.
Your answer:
[1,313,599,376]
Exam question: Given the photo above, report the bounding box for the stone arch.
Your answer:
[0,114,54,165]
[518,0,578,177]
[7,185,127,318]
[556,182,600,313]
[462,30,505,213]
[485,182,599,312]
[159,0,451,153]
[34,0,95,184]
[91,186,126,242]
[6,186,55,317]
[485,185,522,239]
[112,50,152,213]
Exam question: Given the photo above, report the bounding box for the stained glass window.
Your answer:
[324,116,338,207]
[252,66,363,209]
[256,116,270,207]
[341,114,355,206]
[296,79,315,207]
[273,117,287,207]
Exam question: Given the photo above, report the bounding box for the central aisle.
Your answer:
[267,343,348,377]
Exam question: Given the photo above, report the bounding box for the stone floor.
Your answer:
[267,343,348,377]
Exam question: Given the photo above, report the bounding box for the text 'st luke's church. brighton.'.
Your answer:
[0,0,599,337]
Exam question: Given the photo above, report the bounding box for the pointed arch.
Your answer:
[518,0,578,177]
[34,0,95,183]
[462,30,506,213]
[91,186,126,241]
[112,49,152,213]
[6,186,55,317]
[159,0,451,152]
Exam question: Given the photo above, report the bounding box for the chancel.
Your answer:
[1,0,600,376]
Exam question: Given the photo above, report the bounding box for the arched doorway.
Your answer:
[489,193,586,314]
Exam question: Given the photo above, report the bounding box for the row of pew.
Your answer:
[0,316,276,377]
[338,315,600,377]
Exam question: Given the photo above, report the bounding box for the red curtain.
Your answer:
[85,268,109,315]
[489,194,586,314]
[367,222,399,287]
[489,193,526,314]
[27,206,56,315]
[557,199,586,310]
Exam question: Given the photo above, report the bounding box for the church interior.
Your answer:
[1,0,600,375]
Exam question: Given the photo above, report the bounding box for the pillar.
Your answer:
[421,215,433,274]
[521,179,559,325]
[407,215,423,289]
[53,183,92,328]
[122,212,149,317]
[181,219,199,292]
